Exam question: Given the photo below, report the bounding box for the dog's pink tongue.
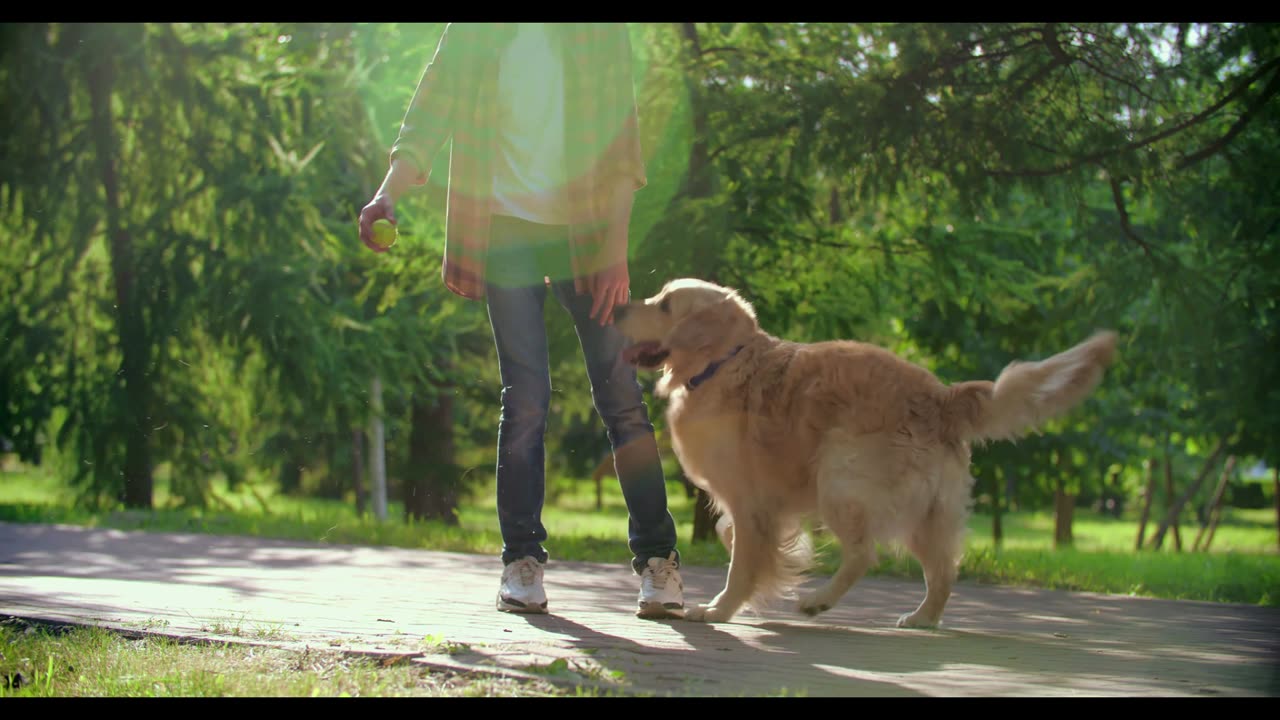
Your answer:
[622,341,660,365]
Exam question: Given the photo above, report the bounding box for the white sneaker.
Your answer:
[637,553,684,619]
[497,556,548,614]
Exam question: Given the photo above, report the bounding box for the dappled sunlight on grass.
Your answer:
[0,620,568,698]
[1,466,1275,605]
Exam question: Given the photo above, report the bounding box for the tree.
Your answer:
[0,23,491,512]
[625,23,1279,537]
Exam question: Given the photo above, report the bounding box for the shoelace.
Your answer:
[517,560,538,587]
[647,561,674,589]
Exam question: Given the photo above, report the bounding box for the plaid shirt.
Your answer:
[390,23,648,301]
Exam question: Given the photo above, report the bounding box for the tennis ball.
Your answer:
[370,218,398,250]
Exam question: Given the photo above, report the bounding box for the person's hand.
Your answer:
[358,193,397,254]
[589,260,630,326]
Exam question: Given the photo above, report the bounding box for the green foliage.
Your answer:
[0,23,494,508]
[1,22,1276,525]
[623,22,1280,509]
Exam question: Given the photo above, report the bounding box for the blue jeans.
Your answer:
[485,215,679,573]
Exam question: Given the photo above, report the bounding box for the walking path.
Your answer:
[1,522,1276,696]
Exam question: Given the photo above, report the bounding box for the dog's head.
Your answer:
[615,278,758,394]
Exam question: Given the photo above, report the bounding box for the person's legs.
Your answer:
[486,214,681,616]
[486,217,558,569]
[549,280,680,573]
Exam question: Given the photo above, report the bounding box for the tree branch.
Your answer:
[1176,63,1280,170]
[732,225,929,256]
[1074,54,1165,107]
[699,45,769,59]
[1148,438,1229,551]
[145,176,210,231]
[1010,57,1069,102]
[707,118,800,164]
[985,55,1280,178]
[1109,176,1154,260]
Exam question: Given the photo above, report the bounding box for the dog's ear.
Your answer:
[663,303,720,356]
[664,296,756,357]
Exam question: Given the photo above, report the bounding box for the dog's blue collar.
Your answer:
[685,345,745,391]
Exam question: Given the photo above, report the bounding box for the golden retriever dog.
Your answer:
[614,278,1117,628]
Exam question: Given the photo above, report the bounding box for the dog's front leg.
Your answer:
[685,517,764,623]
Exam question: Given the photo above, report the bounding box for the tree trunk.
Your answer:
[675,22,730,283]
[1163,448,1183,551]
[692,487,718,543]
[278,444,305,495]
[674,21,724,545]
[1193,455,1236,551]
[1053,453,1075,548]
[679,23,712,200]
[317,432,346,500]
[369,376,388,521]
[1103,469,1123,517]
[83,25,152,508]
[1135,459,1157,550]
[1054,488,1075,548]
[404,385,459,525]
[351,429,366,516]
[1149,438,1228,550]
[1274,467,1279,552]
[991,468,1004,547]
[591,454,611,511]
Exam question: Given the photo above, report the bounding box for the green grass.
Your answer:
[0,464,733,567]
[964,507,1278,554]
[1,465,1277,607]
[0,619,574,697]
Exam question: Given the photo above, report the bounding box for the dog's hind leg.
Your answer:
[797,492,876,617]
[897,498,966,629]
[715,513,734,551]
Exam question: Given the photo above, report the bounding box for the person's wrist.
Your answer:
[604,224,628,255]
[384,157,422,199]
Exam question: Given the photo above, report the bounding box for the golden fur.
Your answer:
[615,278,1118,627]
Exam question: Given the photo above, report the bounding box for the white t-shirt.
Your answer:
[491,23,570,225]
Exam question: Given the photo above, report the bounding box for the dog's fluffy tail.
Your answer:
[943,331,1118,444]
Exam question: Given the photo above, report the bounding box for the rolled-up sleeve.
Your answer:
[389,24,459,185]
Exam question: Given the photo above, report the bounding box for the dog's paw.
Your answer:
[797,592,832,617]
[684,604,730,623]
[684,604,709,622]
[896,611,940,629]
